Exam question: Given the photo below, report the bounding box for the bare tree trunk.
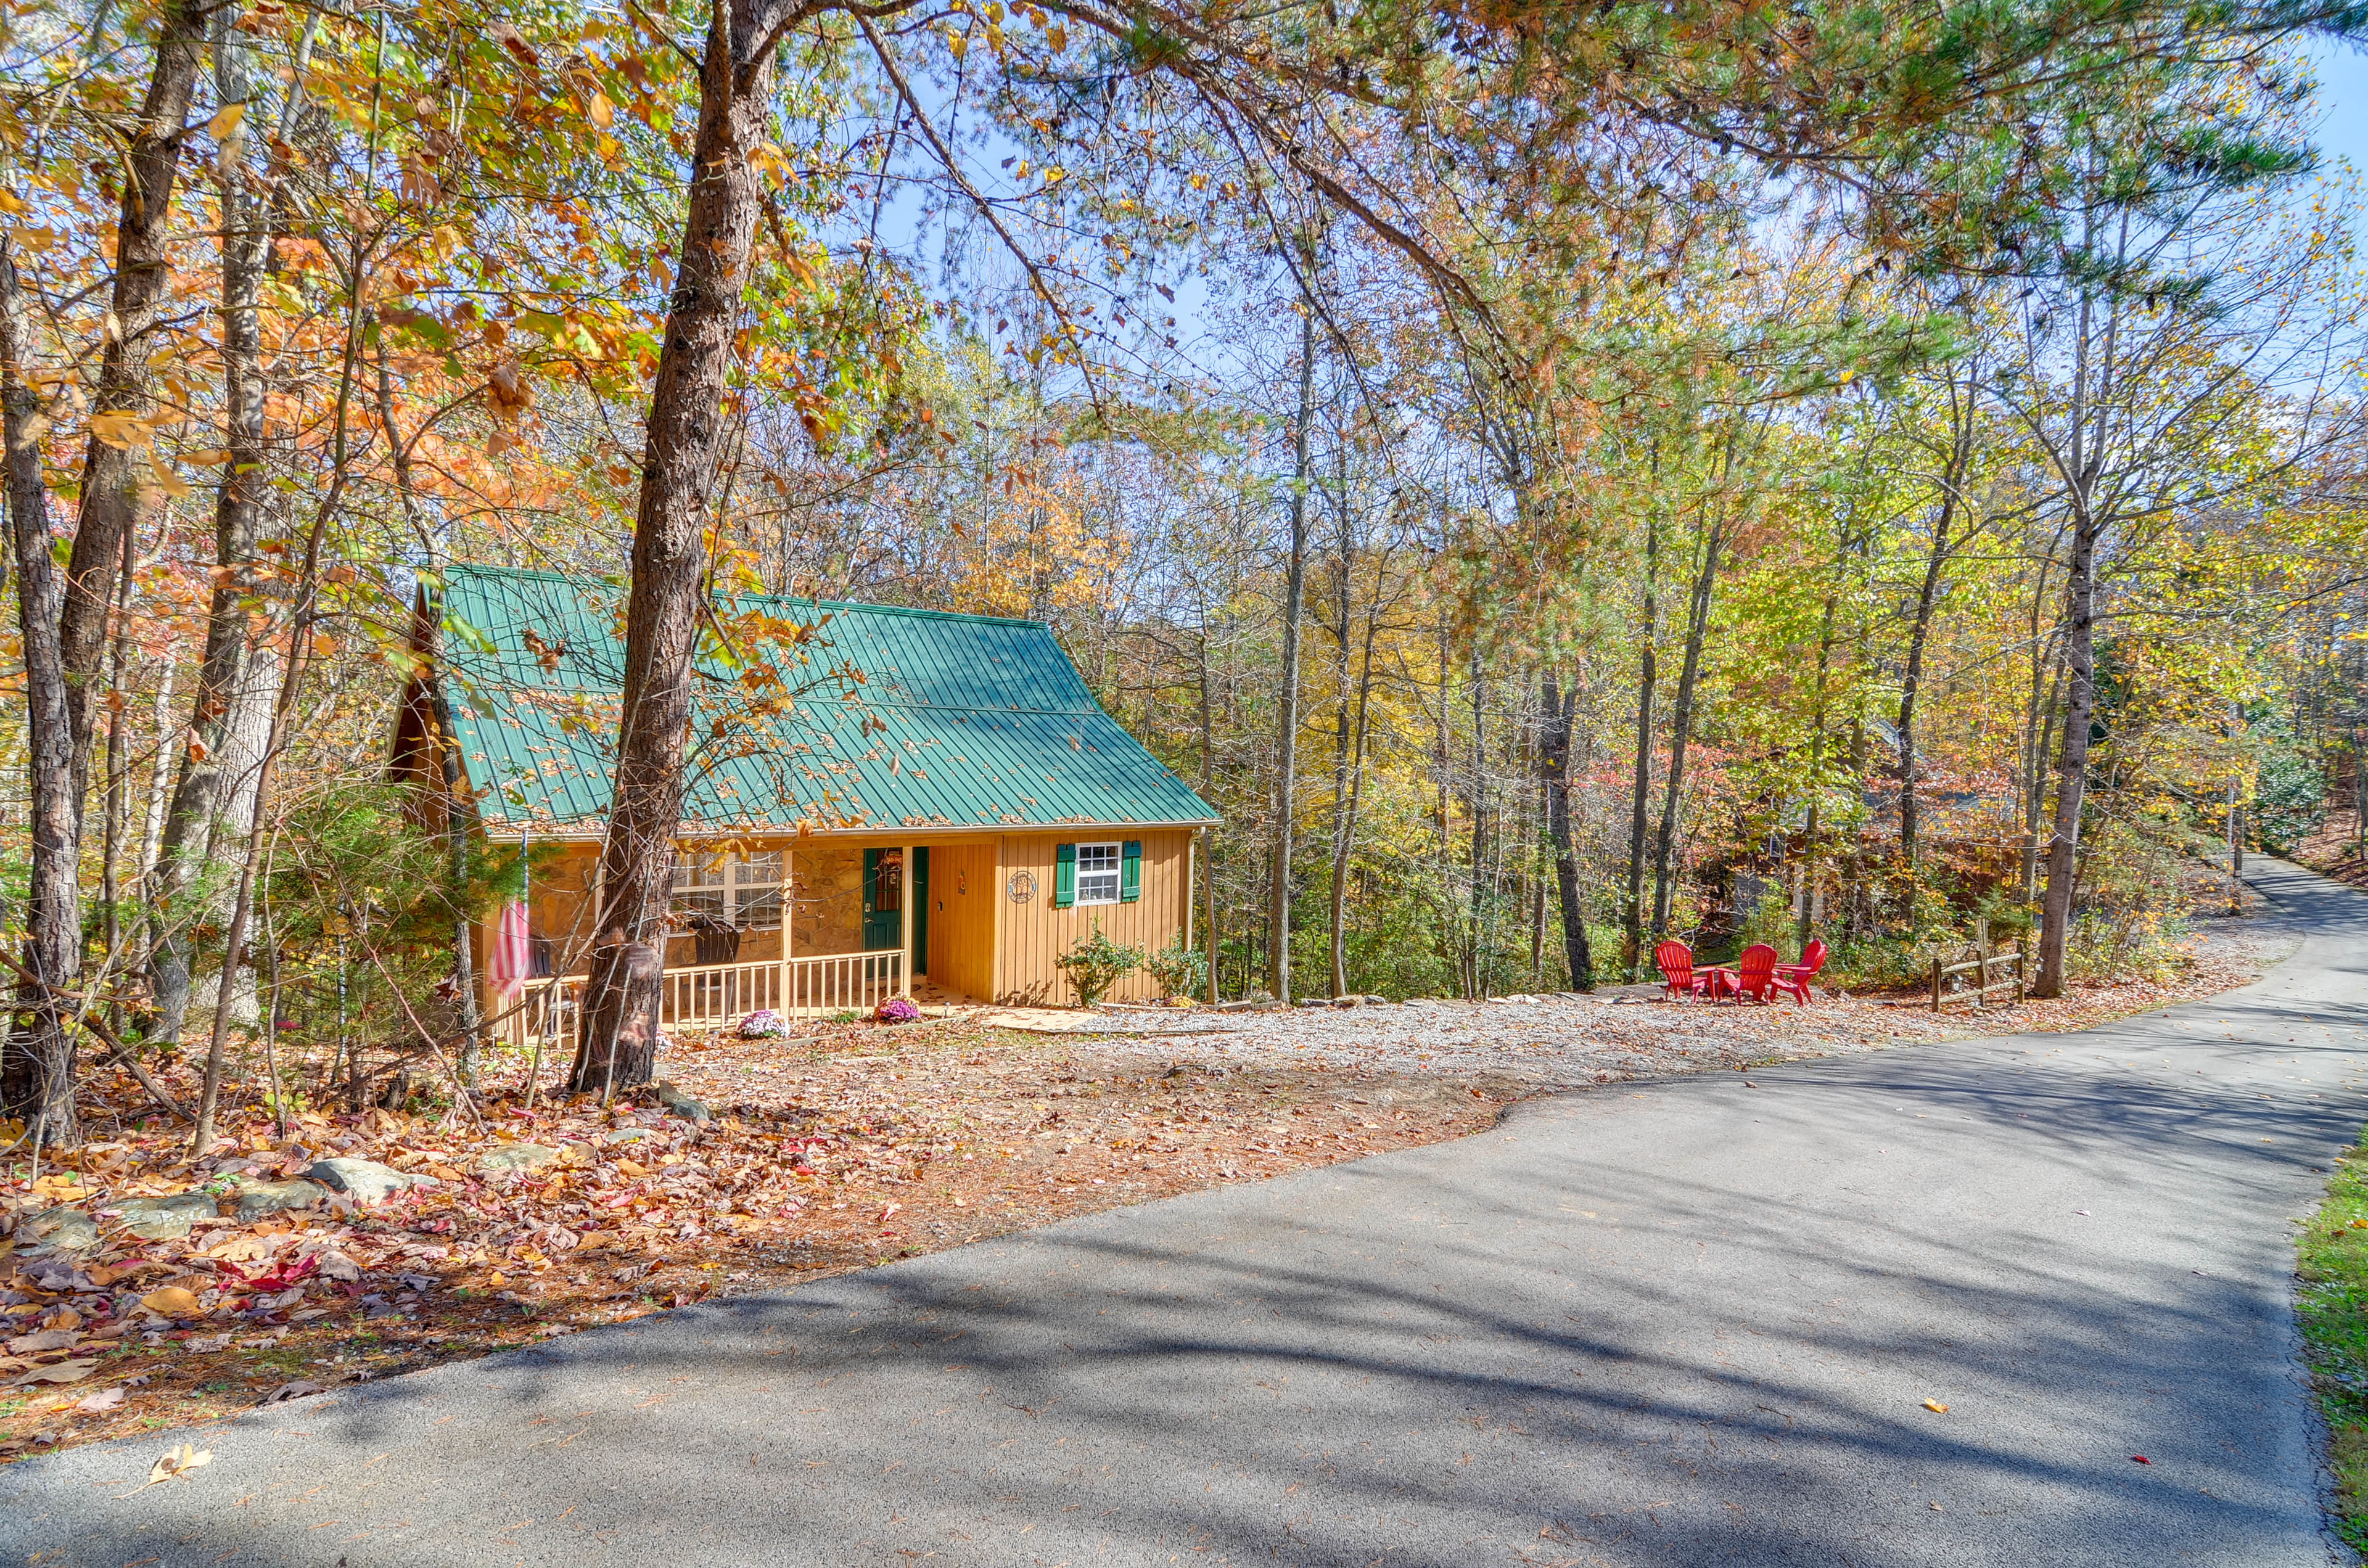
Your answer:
[1796,591,1839,952]
[57,0,204,793]
[1650,523,1723,939]
[1621,514,1659,978]
[1323,427,1372,1001]
[1458,649,1478,995]
[192,620,309,1153]
[1540,671,1594,990]
[1897,373,1973,865]
[1198,640,1219,1002]
[136,659,175,891]
[101,525,138,1009]
[0,239,81,1141]
[2034,501,2102,998]
[147,12,273,1047]
[1266,309,1314,1004]
[573,1,781,1090]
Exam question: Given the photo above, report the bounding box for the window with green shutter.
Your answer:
[1053,842,1076,907]
[1120,840,1141,902]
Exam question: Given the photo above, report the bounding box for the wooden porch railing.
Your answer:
[507,946,907,1050]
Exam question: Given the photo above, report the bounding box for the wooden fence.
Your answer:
[1930,946,2026,1012]
[506,946,907,1052]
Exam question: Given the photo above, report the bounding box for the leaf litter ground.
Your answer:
[0,903,2284,1464]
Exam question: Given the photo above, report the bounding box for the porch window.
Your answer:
[671,850,784,930]
[1075,842,1122,905]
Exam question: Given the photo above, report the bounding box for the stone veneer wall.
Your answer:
[789,842,865,956]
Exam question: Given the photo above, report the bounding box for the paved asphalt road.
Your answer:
[9,858,2367,1567]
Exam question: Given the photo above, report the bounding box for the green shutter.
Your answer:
[1120,840,1141,903]
[1053,842,1076,908]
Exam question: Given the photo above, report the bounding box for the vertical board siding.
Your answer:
[994,831,1189,1004]
[926,840,998,1003]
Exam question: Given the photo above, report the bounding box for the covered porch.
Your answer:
[494,836,997,1049]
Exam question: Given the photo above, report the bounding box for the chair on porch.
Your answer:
[690,917,743,967]
[686,916,744,1012]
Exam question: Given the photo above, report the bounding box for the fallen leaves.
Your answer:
[15,1359,97,1385]
[1921,1399,1948,1414]
[130,1442,212,1493]
[8,1015,1503,1467]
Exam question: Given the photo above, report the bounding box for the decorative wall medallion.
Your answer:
[1006,869,1037,904]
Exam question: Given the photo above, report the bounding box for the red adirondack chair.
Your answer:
[1730,943,1779,1003]
[1770,938,1828,1005]
[1655,941,1716,1001]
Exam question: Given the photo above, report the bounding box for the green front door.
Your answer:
[861,848,902,951]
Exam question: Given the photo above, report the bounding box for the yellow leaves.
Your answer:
[586,90,615,129]
[0,190,24,216]
[145,456,191,500]
[1922,1398,1948,1413]
[944,26,967,60]
[139,1286,200,1317]
[205,102,245,141]
[144,1442,212,1488]
[86,410,152,450]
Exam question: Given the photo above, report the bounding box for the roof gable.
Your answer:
[430,565,1218,836]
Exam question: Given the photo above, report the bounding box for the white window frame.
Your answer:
[671,848,785,930]
[1075,841,1122,906]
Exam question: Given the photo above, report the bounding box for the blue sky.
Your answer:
[2308,36,2368,171]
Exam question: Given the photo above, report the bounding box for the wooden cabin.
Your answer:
[390,567,1218,1029]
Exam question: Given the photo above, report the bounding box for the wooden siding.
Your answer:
[925,840,998,1003]
[993,830,1191,1005]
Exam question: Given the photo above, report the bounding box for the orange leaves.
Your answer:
[487,361,533,419]
[488,23,541,71]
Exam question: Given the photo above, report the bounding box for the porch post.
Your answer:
[781,845,796,1014]
[899,843,915,996]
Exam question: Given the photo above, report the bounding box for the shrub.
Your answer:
[873,996,920,1025]
[2254,745,2328,853]
[1057,922,1143,1007]
[738,1009,788,1039]
[1143,935,1208,1000]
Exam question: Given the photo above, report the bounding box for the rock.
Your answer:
[599,1128,652,1146]
[477,1143,561,1173]
[312,1249,363,1283]
[305,1158,433,1206]
[229,1178,329,1223]
[653,1082,710,1125]
[109,1193,217,1242]
[14,1208,99,1260]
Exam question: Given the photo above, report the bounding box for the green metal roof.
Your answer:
[432,565,1218,836]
